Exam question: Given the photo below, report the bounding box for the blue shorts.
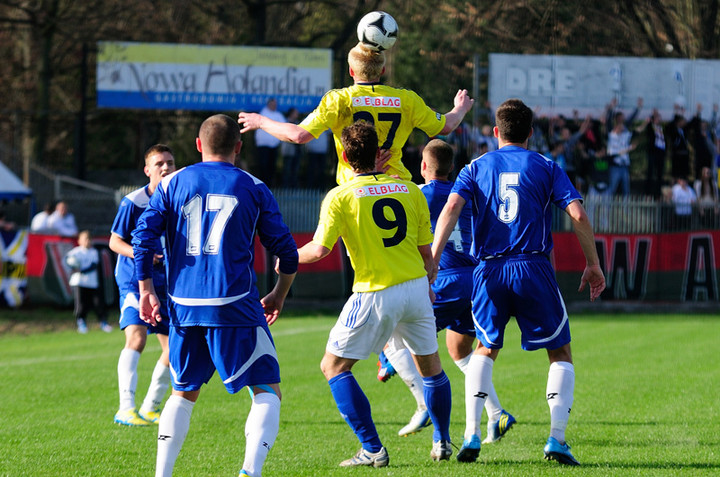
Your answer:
[471,254,571,351]
[118,291,169,335]
[432,267,475,337]
[168,324,280,394]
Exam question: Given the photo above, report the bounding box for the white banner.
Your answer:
[489,54,720,119]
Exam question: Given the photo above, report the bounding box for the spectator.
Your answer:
[48,201,78,237]
[0,211,15,231]
[446,121,473,177]
[666,111,691,182]
[643,109,667,198]
[688,104,715,179]
[255,98,286,187]
[305,129,330,190]
[694,166,718,228]
[671,177,696,230]
[605,98,642,197]
[65,230,111,333]
[281,108,302,188]
[31,202,55,233]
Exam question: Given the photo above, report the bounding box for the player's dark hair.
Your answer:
[423,139,454,177]
[199,114,241,156]
[341,121,378,172]
[144,144,174,165]
[495,99,533,144]
[348,43,385,81]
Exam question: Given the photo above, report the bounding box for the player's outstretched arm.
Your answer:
[138,278,162,326]
[566,200,606,301]
[238,112,314,144]
[440,89,475,135]
[261,271,296,325]
[297,242,331,264]
[431,193,467,264]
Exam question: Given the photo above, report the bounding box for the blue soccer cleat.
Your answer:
[456,434,481,463]
[376,351,396,382]
[543,436,580,466]
[483,410,516,443]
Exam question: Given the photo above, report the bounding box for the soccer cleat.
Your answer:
[100,322,113,333]
[138,407,161,424]
[430,440,453,461]
[456,434,481,463]
[482,410,516,443]
[339,447,389,468]
[114,408,150,427]
[398,408,431,436]
[376,351,396,382]
[544,437,580,466]
[77,319,88,334]
[238,471,251,476]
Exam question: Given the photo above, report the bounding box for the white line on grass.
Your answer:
[1,323,331,367]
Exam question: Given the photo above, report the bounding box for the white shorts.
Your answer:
[326,277,438,360]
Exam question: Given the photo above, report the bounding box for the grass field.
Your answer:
[1,306,718,476]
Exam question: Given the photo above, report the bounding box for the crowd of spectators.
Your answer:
[442,97,720,230]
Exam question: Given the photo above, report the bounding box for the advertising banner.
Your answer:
[489,53,720,119]
[97,42,332,113]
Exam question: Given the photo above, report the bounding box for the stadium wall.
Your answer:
[20,230,719,307]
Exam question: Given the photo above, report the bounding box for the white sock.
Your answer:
[241,392,281,477]
[454,353,472,374]
[117,348,140,411]
[384,345,425,410]
[141,361,171,413]
[547,361,575,444]
[455,352,502,421]
[464,354,494,440]
[483,380,503,423]
[156,395,194,477]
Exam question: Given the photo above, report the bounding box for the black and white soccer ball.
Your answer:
[357,11,398,51]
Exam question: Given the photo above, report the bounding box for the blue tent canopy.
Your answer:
[0,161,32,200]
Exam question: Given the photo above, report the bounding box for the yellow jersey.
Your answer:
[312,173,434,292]
[300,83,446,185]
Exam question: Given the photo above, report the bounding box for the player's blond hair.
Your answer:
[348,43,385,81]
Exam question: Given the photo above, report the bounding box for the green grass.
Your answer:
[1,308,718,476]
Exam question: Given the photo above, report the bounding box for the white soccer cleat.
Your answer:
[398,408,431,437]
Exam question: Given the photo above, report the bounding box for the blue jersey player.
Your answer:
[110,144,175,427]
[432,99,606,466]
[132,114,298,477]
[421,139,516,443]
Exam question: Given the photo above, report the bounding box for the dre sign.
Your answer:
[506,67,576,97]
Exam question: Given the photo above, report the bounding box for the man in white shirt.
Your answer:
[48,201,78,237]
[255,98,286,187]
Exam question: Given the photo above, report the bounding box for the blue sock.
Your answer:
[328,371,383,452]
[423,371,452,442]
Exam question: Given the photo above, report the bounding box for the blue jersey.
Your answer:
[132,162,298,327]
[452,145,581,260]
[111,186,167,296]
[420,179,476,270]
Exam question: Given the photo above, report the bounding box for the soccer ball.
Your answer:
[357,11,398,51]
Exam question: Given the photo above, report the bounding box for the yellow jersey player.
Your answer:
[238,43,473,185]
[295,120,454,466]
